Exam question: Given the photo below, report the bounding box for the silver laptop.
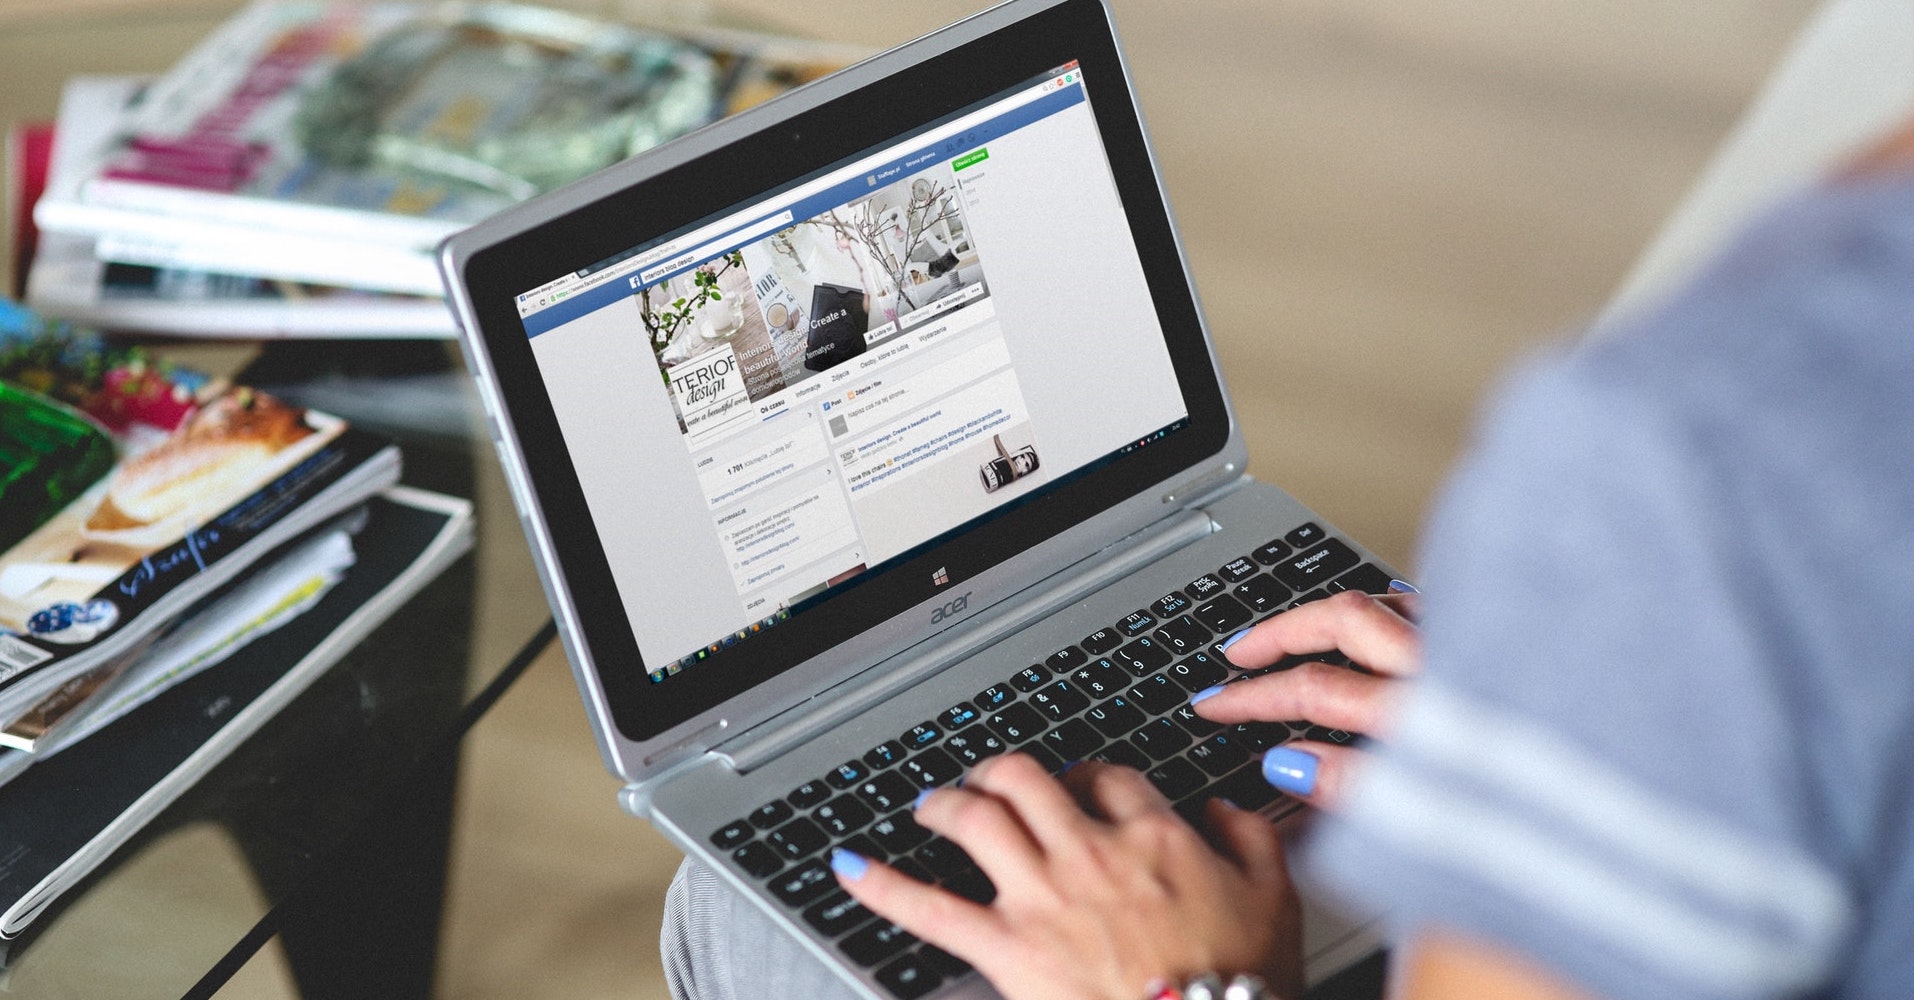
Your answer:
[440,1,1392,995]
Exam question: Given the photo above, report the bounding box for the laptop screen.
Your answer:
[514,64,1189,686]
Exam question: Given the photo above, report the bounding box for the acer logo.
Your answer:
[930,591,973,625]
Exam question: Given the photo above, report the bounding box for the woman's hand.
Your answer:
[834,753,1303,1000]
[1194,589,1423,809]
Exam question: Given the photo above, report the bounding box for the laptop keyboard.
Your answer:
[707,523,1391,999]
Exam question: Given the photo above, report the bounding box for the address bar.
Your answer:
[636,210,795,285]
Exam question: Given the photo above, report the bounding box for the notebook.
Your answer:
[439,1,1393,995]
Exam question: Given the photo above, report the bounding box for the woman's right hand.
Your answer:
[1192,589,1423,810]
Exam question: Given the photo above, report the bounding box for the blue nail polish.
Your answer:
[1219,627,1254,653]
[1263,746,1319,796]
[831,848,870,881]
[1388,579,1419,594]
[913,788,934,810]
[1060,759,1082,775]
[1189,684,1226,705]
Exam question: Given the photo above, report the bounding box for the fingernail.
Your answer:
[1189,684,1226,705]
[831,848,870,880]
[1060,759,1082,775]
[1263,746,1319,796]
[1219,797,1240,810]
[913,788,934,810]
[1388,579,1419,594]
[1219,627,1254,653]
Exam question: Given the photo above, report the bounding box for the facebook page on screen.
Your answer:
[518,65,1189,681]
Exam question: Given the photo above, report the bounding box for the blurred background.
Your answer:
[0,0,1824,997]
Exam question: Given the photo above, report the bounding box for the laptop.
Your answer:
[439,1,1393,995]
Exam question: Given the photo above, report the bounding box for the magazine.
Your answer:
[31,2,864,295]
[0,323,400,726]
[0,487,473,953]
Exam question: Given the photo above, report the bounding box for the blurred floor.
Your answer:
[0,0,1824,997]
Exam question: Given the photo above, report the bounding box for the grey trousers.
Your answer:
[661,857,866,1000]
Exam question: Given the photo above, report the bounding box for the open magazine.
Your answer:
[30,1,864,296]
[0,324,399,729]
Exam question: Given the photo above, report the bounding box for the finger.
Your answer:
[912,784,1049,887]
[961,752,1098,855]
[1221,590,1421,677]
[833,850,1002,961]
[1202,798,1285,883]
[1192,659,1397,735]
[1063,760,1170,824]
[1374,591,1421,623]
[1258,741,1366,812]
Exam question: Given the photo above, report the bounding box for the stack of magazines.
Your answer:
[14,0,862,338]
[0,318,473,953]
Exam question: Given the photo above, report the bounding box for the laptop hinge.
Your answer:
[714,505,1220,773]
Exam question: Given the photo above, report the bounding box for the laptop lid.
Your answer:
[439,0,1247,784]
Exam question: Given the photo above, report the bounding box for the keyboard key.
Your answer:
[1234,574,1291,615]
[890,856,935,884]
[731,840,784,878]
[1019,743,1067,773]
[788,780,833,809]
[749,800,794,829]
[1230,721,1287,752]
[1146,757,1208,799]
[770,859,835,907]
[804,891,875,936]
[914,838,974,879]
[1273,539,1361,591]
[1208,761,1288,812]
[1010,664,1052,692]
[1072,659,1125,699]
[902,746,963,788]
[903,722,943,750]
[1251,538,1294,565]
[1151,591,1193,619]
[1166,652,1229,692]
[1306,725,1363,746]
[1170,703,1224,738]
[769,817,830,860]
[842,921,918,967]
[1030,680,1090,721]
[943,868,997,904]
[1130,717,1191,761]
[1193,594,1253,634]
[857,770,914,808]
[1042,718,1103,759]
[1117,610,1157,637]
[1185,574,1228,602]
[839,833,887,862]
[939,702,981,731]
[1288,589,1329,609]
[711,820,753,850]
[1189,733,1250,776]
[1045,646,1088,672]
[1085,695,1147,738]
[870,812,933,854]
[1112,636,1173,675]
[1156,616,1210,655]
[1328,562,1394,596]
[1081,627,1123,654]
[827,759,870,789]
[864,741,908,769]
[945,727,1008,766]
[986,703,1046,743]
[918,943,974,979]
[815,795,876,837]
[1218,556,1260,583]
[1130,673,1185,715]
[975,683,1016,710]
[1284,522,1325,548]
[1091,739,1152,771]
[875,952,942,999]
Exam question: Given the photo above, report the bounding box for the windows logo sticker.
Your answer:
[932,567,950,587]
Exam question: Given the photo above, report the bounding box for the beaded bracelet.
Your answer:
[1145,972,1277,1000]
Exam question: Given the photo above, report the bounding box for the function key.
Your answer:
[1184,574,1227,602]
[975,683,1016,710]
[1218,556,1259,583]
[731,840,784,878]
[1117,610,1157,638]
[1010,664,1052,692]
[710,819,754,850]
[788,780,833,809]
[864,741,908,769]
[939,701,982,730]
[1272,539,1361,591]
[1251,538,1294,565]
[1045,646,1088,672]
[1284,522,1326,548]
[1081,627,1123,654]
[1327,562,1394,595]
[748,800,794,829]
[1150,592,1193,619]
[827,759,871,789]
[902,723,943,750]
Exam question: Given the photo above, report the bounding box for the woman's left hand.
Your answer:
[833,752,1303,1000]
